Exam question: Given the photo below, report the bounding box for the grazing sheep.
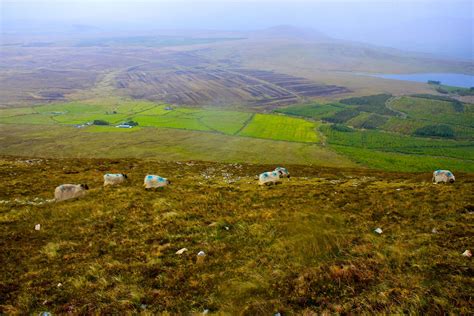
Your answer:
[432,170,455,184]
[258,171,281,186]
[144,175,171,189]
[54,184,89,201]
[103,173,128,186]
[275,167,290,179]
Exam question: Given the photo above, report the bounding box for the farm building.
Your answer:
[116,124,133,128]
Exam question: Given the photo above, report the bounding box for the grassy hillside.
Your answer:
[1,157,472,314]
[0,124,352,167]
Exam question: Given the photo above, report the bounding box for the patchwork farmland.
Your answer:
[0,100,321,143]
[0,94,472,172]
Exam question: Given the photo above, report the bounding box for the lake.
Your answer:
[365,73,474,88]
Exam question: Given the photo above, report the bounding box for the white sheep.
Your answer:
[258,171,281,186]
[432,170,455,184]
[54,184,89,201]
[144,175,171,189]
[103,173,128,186]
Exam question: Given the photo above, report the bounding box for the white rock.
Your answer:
[202,309,209,315]
[57,283,62,287]
[462,250,472,257]
[175,248,188,255]
[374,227,383,234]
[35,224,41,231]
[197,250,206,257]
[431,228,438,234]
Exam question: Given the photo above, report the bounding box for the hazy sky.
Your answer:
[2,0,473,59]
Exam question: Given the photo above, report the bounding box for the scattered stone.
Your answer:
[140,304,147,310]
[396,188,401,191]
[35,224,41,231]
[176,248,188,255]
[462,250,472,257]
[431,228,438,234]
[39,312,52,316]
[275,313,282,316]
[224,226,230,231]
[374,227,383,234]
[202,309,209,315]
[196,250,206,264]
[57,283,62,287]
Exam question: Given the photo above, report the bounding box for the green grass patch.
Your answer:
[52,113,130,125]
[381,117,426,134]
[321,125,474,170]
[391,97,473,127]
[0,107,36,117]
[0,124,353,166]
[324,108,360,123]
[340,93,395,116]
[332,145,474,172]
[238,114,319,142]
[195,110,252,134]
[0,113,56,125]
[435,85,474,96]
[135,105,171,116]
[35,102,108,114]
[276,102,345,119]
[133,114,212,132]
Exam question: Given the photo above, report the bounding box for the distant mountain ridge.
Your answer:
[249,25,331,41]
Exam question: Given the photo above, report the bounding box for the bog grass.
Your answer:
[0,157,472,314]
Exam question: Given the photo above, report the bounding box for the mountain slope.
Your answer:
[1,157,472,314]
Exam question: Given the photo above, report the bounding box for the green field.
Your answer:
[0,101,317,143]
[321,126,474,172]
[391,96,474,127]
[239,114,319,142]
[0,113,57,125]
[276,103,345,120]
